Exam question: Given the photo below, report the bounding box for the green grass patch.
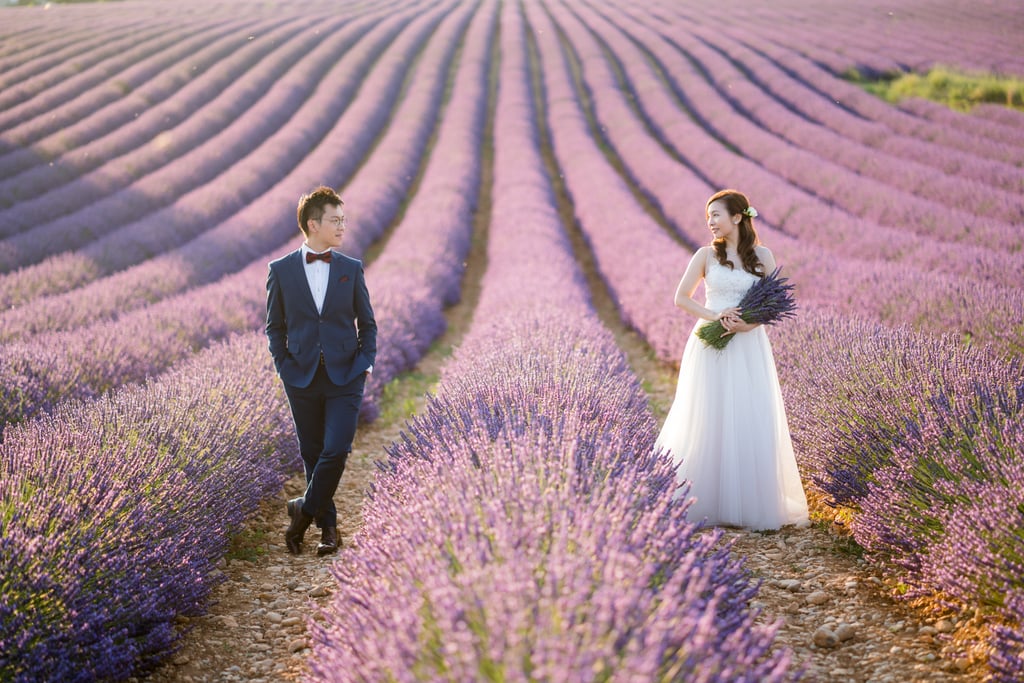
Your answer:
[845,64,1024,112]
[225,527,269,563]
[377,366,440,425]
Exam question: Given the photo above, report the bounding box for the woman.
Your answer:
[656,189,808,530]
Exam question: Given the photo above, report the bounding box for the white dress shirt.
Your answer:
[301,244,330,314]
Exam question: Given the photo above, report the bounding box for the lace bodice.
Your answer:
[704,257,759,311]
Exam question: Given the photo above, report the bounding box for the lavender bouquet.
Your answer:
[697,267,797,350]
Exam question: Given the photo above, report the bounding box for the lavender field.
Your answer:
[1,0,1022,680]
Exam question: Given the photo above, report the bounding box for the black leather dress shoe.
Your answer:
[316,527,339,557]
[285,498,307,540]
[285,498,314,554]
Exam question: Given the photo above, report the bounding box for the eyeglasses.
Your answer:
[318,216,346,226]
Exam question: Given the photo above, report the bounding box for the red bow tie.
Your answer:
[306,250,331,264]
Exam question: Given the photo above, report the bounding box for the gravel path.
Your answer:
[728,525,984,682]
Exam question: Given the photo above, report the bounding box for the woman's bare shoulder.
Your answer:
[754,244,777,271]
[688,245,713,260]
[683,246,713,277]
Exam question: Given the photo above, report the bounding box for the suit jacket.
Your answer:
[266,248,376,388]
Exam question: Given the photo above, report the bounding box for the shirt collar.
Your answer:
[301,243,332,262]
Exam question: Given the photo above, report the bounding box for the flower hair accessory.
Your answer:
[743,206,758,218]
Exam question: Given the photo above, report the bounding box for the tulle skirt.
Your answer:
[656,323,808,530]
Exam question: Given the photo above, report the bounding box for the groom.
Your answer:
[266,185,376,555]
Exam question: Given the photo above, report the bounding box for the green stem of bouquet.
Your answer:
[696,319,732,350]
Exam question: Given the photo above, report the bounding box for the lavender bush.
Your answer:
[770,311,1022,507]
[0,334,295,681]
[770,310,1024,680]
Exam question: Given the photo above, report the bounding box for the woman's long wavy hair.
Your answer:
[707,189,765,277]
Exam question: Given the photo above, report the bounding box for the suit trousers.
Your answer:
[283,364,366,529]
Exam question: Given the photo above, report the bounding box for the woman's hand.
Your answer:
[717,308,746,336]
[721,313,758,336]
[716,307,742,324]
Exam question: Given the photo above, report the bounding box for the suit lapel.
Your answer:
[288,250,319,314]
[323,250,341,313]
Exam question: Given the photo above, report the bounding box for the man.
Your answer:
[266,186,376,555]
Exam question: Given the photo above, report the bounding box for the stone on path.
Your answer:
[813,626,839,648]
[806,590,830,605]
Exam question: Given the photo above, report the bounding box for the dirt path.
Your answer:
[728,524,984,682]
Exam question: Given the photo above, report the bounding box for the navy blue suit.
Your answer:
[266,248,376,528]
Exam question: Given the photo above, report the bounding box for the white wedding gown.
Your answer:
[656,258,809,530]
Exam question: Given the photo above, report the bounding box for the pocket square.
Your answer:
[339,275,350,282]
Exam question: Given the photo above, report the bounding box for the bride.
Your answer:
[656,189,808,530]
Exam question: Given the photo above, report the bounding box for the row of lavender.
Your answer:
[348,0,493,421]
[308,5,793,677]
[0,335,296,681]
[0,5,405,299]
[772,315,1024,681]
[527,0,1024,677]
